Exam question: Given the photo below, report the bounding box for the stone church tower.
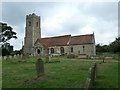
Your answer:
[23,13,41,55]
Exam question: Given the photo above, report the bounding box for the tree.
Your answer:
[96,44,104,52]
[0,22,17,56]
[2,48,10,56]
[109,37,120,53]
[0,22,17,44]
[96,44,110,53]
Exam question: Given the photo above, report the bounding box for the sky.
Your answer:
[1,1,119,50]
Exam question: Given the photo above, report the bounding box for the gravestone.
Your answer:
[35,58,44,77]
[9,55,12,60]
[3,56,7,60]
[20,54,23,58]
[23,54,29,58]
[14,55,17,58]
[17,54,19,58]
[45,55,51,63]
[0,56,2,60]
[91,57,94,59]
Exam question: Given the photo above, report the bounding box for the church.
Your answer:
[23,13,96,56]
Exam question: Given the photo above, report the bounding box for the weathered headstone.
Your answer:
[88,67,94,87]
[20,54,23,58]
[45,55,51,63]
[23,54,29,58]
[88,68,92,79]
[9,55,12,60]
[17,54,19,58]
[94,63,97,79]
[14,55,17,58]
[3,56,7,60]
[35,58,44,77]
[0,56,2,60]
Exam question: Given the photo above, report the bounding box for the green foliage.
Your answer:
[109,37,120,53]
[12,49,23,55]
[0,22,18,56]
[0,22,17,43]
[1,43,13,56]
[2,48,10,56]
[96,44,109,53]
[96,37,120,53]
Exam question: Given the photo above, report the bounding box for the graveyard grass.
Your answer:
[2,55,118,88]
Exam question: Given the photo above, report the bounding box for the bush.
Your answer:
[2,48,10,56]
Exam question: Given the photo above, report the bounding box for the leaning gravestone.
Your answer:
[35,58,44,77]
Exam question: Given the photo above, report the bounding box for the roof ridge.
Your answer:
[71,34,93,37]
[41,34,71,39]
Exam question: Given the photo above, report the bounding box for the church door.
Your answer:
[37,49,40,54]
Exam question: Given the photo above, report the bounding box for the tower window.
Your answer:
[29,21,31,26]
[36,22,38,27]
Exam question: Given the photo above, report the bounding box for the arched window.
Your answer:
[83,46,85,52]
[51,48,54,53]
[29,21,31,26]
[36,22,38,27]
[60,47,64,54]
[71,47,73,52]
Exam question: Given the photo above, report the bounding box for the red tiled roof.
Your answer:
[35,35,71,48]
[35,34,94,48]
[69,34,94,45]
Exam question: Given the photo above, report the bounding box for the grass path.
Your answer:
[94,62,118,88]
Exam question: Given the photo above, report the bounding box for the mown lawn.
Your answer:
[95,62,118,88]
[2,56,93,88]
[2,56,118,88]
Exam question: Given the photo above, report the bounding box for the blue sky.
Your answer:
[1,1,118,50]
